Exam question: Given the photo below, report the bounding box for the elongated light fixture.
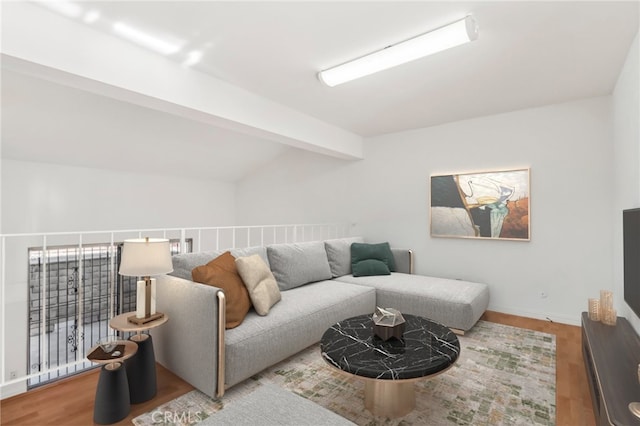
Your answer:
[318,15,478,87]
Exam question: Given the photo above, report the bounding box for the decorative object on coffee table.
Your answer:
[321,313,459,418]
[110,312,169,404]
[372,307,405,341]
[87,339,138,424]
[119,237,173,325]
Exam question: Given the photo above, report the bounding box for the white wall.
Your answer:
[0,159,237,397]
[1,159,236,233]
[237,96,614,325]
[613,33,640,333]
[236,149,360,225]
[0,159,236,397]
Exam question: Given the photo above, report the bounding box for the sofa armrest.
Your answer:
[150,274,225,398]
[391,248,414,274]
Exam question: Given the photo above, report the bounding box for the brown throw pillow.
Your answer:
[192,251,252,329]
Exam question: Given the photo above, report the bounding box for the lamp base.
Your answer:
[127,312,164,325]
[630,402,640,419]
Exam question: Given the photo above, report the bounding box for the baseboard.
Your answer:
[487,306,581,326]
[0,380,27,400]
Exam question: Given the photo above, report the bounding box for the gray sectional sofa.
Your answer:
[150,237,489,399]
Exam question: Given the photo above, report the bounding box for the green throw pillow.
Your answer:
[350,242,397,272]
[352,259,391,277]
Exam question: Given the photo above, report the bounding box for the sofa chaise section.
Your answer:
[334,273,489,333]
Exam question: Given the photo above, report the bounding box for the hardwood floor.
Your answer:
[0,365,193,426]
[1,311,594,425]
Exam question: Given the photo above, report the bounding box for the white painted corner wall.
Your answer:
[236,96,616,325]
[613,32,640,334]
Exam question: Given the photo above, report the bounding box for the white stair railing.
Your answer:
[0,223,350,397]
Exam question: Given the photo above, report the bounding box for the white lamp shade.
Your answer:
[119,238,173,277]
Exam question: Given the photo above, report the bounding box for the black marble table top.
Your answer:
[320,313,460,380]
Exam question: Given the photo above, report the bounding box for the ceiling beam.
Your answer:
[1,2,363,160]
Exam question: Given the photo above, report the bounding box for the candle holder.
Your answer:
[598,290,616,326]
[600,290,613,312]
[588,298,600,321]
[601,308,617,326]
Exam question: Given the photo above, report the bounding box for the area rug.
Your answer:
[133,320,556,426]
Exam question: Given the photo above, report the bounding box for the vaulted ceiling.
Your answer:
[2,1,638,181]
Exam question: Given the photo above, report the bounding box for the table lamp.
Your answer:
[119,237,173,324]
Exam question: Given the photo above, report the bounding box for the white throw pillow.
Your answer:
[235,254,281,315]
[324,237,364,277]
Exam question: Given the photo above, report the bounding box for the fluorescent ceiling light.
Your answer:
[113,22,183,56]
[318,15,479,87]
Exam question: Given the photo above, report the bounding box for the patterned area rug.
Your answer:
[134,320,556,425]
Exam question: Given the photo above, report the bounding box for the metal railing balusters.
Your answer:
[77,236,84,366]
[1,223,348,391]
[40,236,48,382]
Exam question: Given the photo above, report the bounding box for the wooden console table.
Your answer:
[582,312,640,425]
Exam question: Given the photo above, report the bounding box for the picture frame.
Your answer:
[430,168,530,241]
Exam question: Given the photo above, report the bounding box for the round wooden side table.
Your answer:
[110,312,169,404]
[87,340,138,424]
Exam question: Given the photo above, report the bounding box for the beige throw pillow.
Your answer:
[235,254,281,315]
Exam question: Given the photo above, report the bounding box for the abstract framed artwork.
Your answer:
[430,168,530,241]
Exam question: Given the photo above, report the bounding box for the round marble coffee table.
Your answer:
[320,313,460,418]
